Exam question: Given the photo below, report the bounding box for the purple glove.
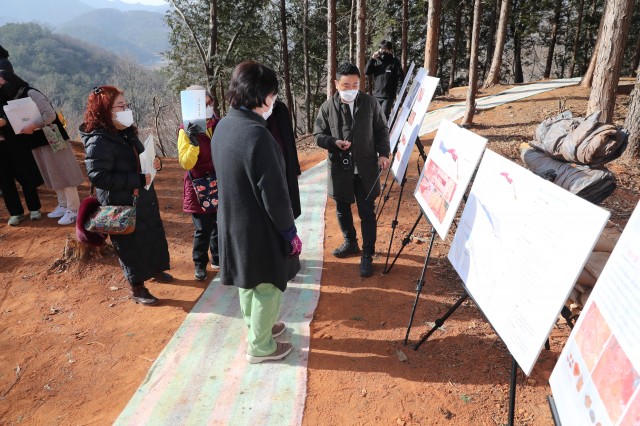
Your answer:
[289,234,302,258]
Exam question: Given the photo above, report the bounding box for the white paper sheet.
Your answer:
[139,135,156,190]
[3,97,43,134]
[448,149,610,375]
[180,90,207,130]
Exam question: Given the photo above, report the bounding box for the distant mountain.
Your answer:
[78,0,168,14]
[56,9,169,66]
[0,0,94,25]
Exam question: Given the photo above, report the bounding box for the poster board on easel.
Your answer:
[389,68,424,153]
[447,149,610,375]
[390,72,439,184]
[388,62,415,129]
[413,119,487,240]
[549,201,640,426]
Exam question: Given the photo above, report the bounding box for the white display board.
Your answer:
[550,202,640,426]
[448,149,610,375]
[3,97,43,134]
[413,119,486,239]
[388,62,415,129]
[390,72,439,184]
[389,68,425,153]
[180,89,207,130]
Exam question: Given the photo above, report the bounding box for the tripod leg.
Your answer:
[403,228,436,344]
[376,167,393,216]
[560,305,574,329]
[376,178,396,221]
[385,214,424,274]
[413,293,469,350]
[383,175,407,270]
[508,357,518,426]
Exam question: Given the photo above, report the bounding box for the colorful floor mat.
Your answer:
[115,161,328,426]
[419,77,581,136]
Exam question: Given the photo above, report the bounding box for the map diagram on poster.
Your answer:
[413,119,486,239]
[448,149,610,375]
[391,72,439,184]
[549,202,640,426]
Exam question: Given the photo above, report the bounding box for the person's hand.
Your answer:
[145,173,152,186]
[21,123,39,135]
[186,122,203,147]
[336,140,351,151]
[372,50,380,60]
[289,235,302,258]
[0,117,7,128]
[153,157,162,171]
[378,156,390,170]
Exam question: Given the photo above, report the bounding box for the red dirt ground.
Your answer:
[0,80,638,425]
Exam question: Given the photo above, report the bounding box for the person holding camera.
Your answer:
[365,40,404,119]
[314,62,390,277]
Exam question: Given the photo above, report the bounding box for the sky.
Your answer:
[120,0,167,5]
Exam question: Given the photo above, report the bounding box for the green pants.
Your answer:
[238,283,283,356]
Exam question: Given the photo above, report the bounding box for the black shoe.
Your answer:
[332,239,360,258]
[131,285,159,305]
[359,255,373,277]
[195,265,207,281]
[152,271,174,283]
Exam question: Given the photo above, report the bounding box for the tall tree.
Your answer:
[544,0,564,79]
[581,0,607,88]
[349,0,356,62]
[482,0,499,81]
[424,0,441,76]
[356,0,367,88]
[568,0,585,77]
[586,0,634,122]
[279,0,294,126]
[303,0,312,133]
[483,0,510,87]
[463,0,482,125]
[449,0,465,89]
[622,70,640,158]
[327,0,337,98]
[401,0,409,73]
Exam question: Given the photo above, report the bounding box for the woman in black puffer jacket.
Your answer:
[79,85,171,305]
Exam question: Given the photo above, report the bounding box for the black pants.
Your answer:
[191,212,219,267]
[376,97,394,120]
[0,175,40,216]
[335,174,376,256]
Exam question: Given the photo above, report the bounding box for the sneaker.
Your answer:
[245,322,287,342]
[211,257,220,271]
[8,214,26,226]
[47,205,67,218]
[58,210,77,225]
[195,265,207,281]
[332,239,360,258]
[359,254,373,277]
[131,285,159,305]
[152,271,174,283]
[30,210,42,220]
[246,341,293,364]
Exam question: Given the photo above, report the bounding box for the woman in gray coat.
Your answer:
[212,61,301,364]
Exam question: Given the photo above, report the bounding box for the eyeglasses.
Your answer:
[111,103,130,111]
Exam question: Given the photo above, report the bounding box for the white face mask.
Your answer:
[261,97,276,120]
[114,110,134,128]
[339,89,358,103]
[206,105,214,118]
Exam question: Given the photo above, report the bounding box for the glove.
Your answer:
[186,122,203,147]
[289,234,302,258]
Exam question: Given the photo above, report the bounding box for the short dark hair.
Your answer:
[226,61,278,110]
[379,40,393,50]
[336,63,360,80]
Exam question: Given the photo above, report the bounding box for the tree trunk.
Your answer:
[632,36,640,77]
[544,0,563,79]
[622,72,640,158]
[424,0,441,76]
[482,0,499,82]
[568,0,585,77]
[449,0,464,90]
[279,0,294,125]
[303,0,312,133]
[349,0,356,63]
[463,0,482,125]
[327,0,337,98]
[581,0,608,88]
[513,30,524,83]
[483,0,510,88]
[401,0,408,73]
[208,0,219,116]
[586,0,634,123]
[356,0,367,88]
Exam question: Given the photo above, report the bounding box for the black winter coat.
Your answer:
[80,126,170,284]
[314,92,390,203]
[364,54,404,99]
[266,101,301,218]
[211,108,300,292]
[0,105,43,189]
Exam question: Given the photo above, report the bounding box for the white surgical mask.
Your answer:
[339,89,358,103]
[114,110,134,128]
[206,105,214,118]
[261,98,276,120]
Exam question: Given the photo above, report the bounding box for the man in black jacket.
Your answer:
[364,40,404,119]
[314,63,390,277]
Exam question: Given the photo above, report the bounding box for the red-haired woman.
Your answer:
[79,86,171,305]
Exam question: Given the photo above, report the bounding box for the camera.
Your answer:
[339,150,353,171]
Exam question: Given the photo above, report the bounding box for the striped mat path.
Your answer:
[115,161,328,426]
[419,77,581,136]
